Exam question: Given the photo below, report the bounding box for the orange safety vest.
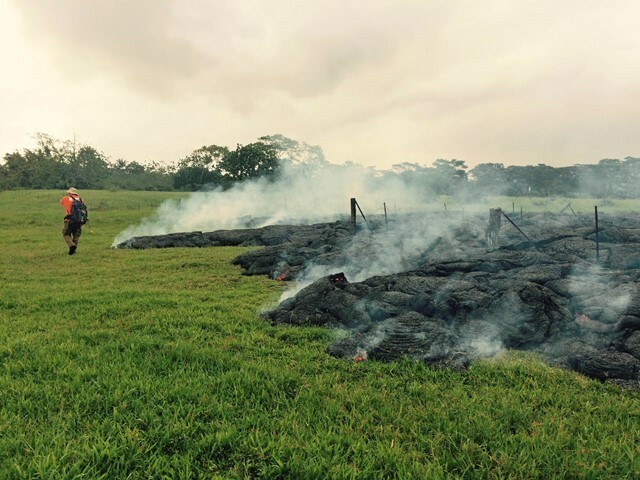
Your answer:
[60,194,83,219]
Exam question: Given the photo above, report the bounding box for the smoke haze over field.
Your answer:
[112,161,474,300]
[2,0,640,169]
[112,162,419,246]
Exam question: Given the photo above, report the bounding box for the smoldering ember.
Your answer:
[116,208,640,389]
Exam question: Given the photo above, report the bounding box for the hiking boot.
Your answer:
[69,244,77,255]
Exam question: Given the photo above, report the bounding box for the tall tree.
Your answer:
[431,159,468,195]
[219,142,280,182]
[259,134,327,167]
[174,145,229,190]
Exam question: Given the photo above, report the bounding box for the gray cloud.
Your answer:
[3,0,640,167]
[11,0,209,94]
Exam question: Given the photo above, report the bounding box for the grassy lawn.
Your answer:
[0,189,639,479]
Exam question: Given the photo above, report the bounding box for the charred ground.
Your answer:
[117,211,640,388]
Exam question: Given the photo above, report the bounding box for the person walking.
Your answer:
[60,187,88,255]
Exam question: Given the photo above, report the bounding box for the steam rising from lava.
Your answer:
[112,162,432,247]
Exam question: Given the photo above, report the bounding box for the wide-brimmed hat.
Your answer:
[67,187,78,195]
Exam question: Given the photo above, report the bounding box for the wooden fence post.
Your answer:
[384,202,388,229]
[595,206,600,262]
[350,198,357,231]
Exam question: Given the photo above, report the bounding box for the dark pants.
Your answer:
[62,221,82,248]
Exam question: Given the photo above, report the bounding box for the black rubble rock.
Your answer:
[118,212,640,385]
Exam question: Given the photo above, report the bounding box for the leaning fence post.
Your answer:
[384,202,388,229]
[355,200,369,227]
[569,205,577,216]
[501,210,542,253]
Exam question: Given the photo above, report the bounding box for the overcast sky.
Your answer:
[1,0,639,169]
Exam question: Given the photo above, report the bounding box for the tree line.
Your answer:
[1,132,639,199]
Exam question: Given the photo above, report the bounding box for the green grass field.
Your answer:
[1,189,639,479]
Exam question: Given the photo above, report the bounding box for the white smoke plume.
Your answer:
[111,160,483,316]
[112,161,438,247]
[278,214,468,301]
[568,264,633,329]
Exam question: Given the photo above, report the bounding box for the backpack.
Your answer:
[69,197,88,226]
